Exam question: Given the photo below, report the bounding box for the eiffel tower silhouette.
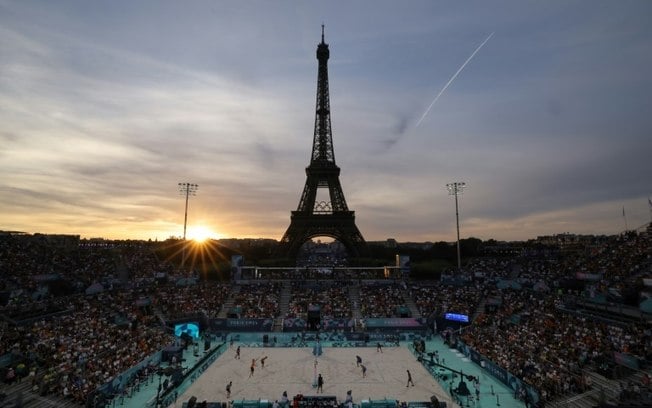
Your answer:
[277,26,367,259]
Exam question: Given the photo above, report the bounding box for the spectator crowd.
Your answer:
[0,227,650,406]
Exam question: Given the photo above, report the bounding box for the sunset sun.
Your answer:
[186,225,218,243]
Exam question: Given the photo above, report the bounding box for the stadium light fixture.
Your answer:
[446,182,466,271]
[178,182,198,269]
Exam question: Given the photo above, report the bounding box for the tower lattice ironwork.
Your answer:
[277,26,367,259]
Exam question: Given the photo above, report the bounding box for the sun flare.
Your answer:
[186,225,218,243]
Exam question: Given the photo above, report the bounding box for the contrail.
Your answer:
[415,32,494,128]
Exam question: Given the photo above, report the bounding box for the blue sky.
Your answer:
[1,0,650,242]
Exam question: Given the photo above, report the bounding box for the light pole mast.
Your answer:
[178,182,198,269]
[446,182,466,271]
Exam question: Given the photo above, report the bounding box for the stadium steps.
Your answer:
[584,369,623,404]
[471,297,486,322]
[625,369,650,387]
[153,305,167,326]
[547,389,601,408]
[400,289,420,318]
[545,369,625,408]
[348,285,362,322]
[0,380,81,408]
[275,281,292,332]
[0,381,31,406]
[570,298,648,324]
[116,253,129,281]
[217,285,241,318]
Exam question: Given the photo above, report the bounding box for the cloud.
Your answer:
[1,1,651,241]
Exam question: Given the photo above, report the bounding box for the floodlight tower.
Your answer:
[446,182,466,271]
[178,182,198,269]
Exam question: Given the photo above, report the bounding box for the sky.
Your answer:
[1,0,651,243]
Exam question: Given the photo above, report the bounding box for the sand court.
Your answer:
[177,346,458,407]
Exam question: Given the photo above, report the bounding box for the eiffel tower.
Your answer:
[277,26,367,259]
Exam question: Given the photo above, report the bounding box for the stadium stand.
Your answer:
[0,226,650,407]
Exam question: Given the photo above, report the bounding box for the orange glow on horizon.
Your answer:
[185,225,222,242]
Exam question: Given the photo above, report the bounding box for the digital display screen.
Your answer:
[444,313,469,323]
[174,322,200,338]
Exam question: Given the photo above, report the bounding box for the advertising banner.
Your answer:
[614,352,640,370]
[210,318,273,332]
[576,272,602,281]
[282,318,307,331]
[322,318,354,331]
[363,317,426,331]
